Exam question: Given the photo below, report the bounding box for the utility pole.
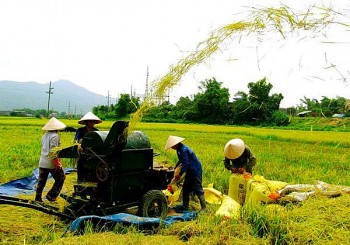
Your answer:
[46,81,54,118]
[145,66,149,100]
[106,90,111,112]
[68,101,71,119]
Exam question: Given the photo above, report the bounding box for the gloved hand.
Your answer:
[174,175,180,181]
[238,168,246,174]
[167,185,174,194]
[53,158,62,170]
[231,167,238,173]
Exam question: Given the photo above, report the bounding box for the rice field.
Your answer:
[0,4,348,244]
[0,117,349,244]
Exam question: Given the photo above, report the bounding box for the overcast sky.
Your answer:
[0,0,349,108]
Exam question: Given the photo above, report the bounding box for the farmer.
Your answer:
[35,117,66,202]
[224,138,256,174]
[164,135,206,213]
[74,111,102,142]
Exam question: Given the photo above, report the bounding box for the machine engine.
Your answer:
[60,121,173,219]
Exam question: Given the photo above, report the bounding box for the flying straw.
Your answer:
[129,4,341,131]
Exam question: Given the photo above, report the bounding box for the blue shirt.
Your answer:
[74,126,99,142]
[176,143,202,177]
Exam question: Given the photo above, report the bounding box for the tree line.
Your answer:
[5,77,348,125]
[92,77,350,126]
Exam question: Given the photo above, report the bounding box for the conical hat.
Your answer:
[42,117,66,131]
[78,112,102,125]
[224,138,245,159]
[164,135,185,150]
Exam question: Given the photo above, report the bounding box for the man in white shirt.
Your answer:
[35,117,66,202]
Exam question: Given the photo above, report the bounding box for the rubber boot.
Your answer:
[182,197,189,210]
[198,194,206,213]
[35,193,43,203]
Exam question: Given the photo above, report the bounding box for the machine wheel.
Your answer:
[96,160,109,182]
[138,190,168,219]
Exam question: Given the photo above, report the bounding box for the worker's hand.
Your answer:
[174,175,181,181]
[238,168,246,174]
[167,185,174,194]
[53,158,62,170]
[231,167,238,173]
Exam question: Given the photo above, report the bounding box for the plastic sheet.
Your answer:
[64,211,197,235]
[0,168,76,196]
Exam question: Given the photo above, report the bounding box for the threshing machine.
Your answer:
[0,121,174,221]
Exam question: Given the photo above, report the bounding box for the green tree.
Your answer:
[231,91,253,124]
[232,78,286,125]
[173,96,195,120]
[143,101,175,122]
[299,96,320,116]
[345,100,350,116]
[192,78,230,123]
[93,105,108,120]
[299,96,349,117]
[320,96,348,117]
[115,94,140,118]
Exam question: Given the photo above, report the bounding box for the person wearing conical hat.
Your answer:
[74,111,102,142]
[224,138,256,174]
[35,117,66,202]
[165,135,206,213]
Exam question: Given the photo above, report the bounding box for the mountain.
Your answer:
[0,80,112,114]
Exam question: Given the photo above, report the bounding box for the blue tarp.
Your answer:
[1,169,198,236]
[64,211,197,235]
[0,168,76,196]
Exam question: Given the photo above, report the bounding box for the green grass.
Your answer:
[0,117,349,244]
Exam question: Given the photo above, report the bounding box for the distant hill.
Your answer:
[0,80,113,114]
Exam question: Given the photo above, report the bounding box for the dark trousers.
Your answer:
[36,167,66,199]
[182,174,204,207]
